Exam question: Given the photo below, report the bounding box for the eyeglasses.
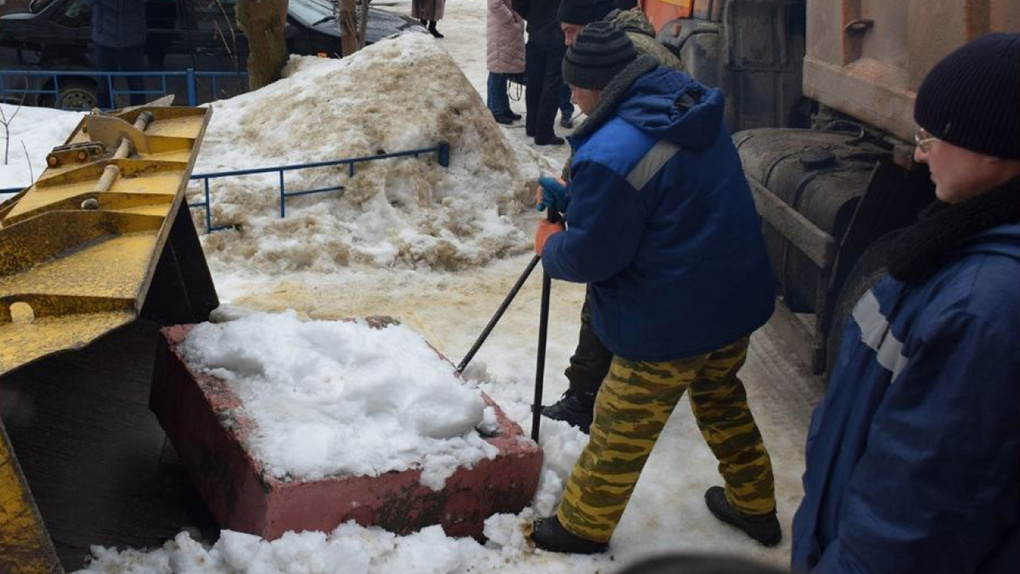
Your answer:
[913,128,938,154]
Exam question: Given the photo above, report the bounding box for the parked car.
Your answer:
[0,0,32,17]
[0,0,421,109]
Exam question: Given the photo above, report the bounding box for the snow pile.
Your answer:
[178,310,501,488]
[193,32,544,274]
[75,521,616,574]
[0,103,85,190]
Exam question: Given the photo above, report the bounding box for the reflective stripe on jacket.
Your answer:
[542,65,774,361]
[792,223,1020,573]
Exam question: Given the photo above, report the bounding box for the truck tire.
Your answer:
[42,78,99,111]
[825,230,902,379]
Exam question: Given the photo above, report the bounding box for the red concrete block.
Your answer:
[150,323,543,540]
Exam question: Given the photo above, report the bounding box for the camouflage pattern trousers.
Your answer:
[556,336,776,543]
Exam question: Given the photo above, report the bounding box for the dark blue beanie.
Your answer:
[914,33,1020,159]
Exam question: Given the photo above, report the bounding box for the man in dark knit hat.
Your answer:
[552,0,682,129]
[530,21,780,554]
[792,33,1020,574]
[555,0,615,127]
[541,0,683,437]
[557,0,681,69]
[557,0,616,44]
[538,0,626,432]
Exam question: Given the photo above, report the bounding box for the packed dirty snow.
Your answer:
[179,310,500,488]
[192,32,553,274]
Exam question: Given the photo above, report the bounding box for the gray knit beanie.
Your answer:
[914,33,1020,159]
[562,21,638,91]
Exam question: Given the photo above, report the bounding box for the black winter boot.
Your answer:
[428,21,444,38]
[704,486,782,547]
[531,515,607,554]
[534,135,565,146]
[542,389,596,434]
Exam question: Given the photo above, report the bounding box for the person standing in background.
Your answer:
[559,84,574,128]
[85,0,147,108]
[555,0,615,130]
[513,0,565,146]
[486,0,526,124]
[413,0,446,38]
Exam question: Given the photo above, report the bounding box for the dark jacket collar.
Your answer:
[570,55,659,142]
[888,176,1020,282]
[570,57,724,152]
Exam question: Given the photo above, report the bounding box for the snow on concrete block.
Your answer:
[150,322,542,540]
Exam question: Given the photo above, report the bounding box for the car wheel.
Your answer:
[53,79,99,111]
[824,230,902,379]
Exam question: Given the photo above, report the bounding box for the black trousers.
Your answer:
[95,44,147,108]
[524,42,566,142]
[565,288,613,395]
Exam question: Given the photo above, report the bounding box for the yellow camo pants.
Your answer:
[556,336,776,543]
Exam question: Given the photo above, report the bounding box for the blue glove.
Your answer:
[535,176,570,214]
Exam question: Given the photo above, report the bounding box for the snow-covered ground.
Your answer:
[0,2,816,572]
[0,103,85,191]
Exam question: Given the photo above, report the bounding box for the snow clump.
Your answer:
[178,310,499,488]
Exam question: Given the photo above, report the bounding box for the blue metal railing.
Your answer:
[188,142,450,233]
[0,68,247,109]
[1,142,452,231]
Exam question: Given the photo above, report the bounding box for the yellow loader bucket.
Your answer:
[0,104,219,573]
[0,105,212,374]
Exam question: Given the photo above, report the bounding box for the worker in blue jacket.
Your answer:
[792,33,1020,573]
[530,22,779,553]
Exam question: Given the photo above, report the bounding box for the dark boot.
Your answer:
[531,515,607,554]
[704,486,782,547]
[535,135,565,146]
[428,21,444,38]
[542,389,595,433]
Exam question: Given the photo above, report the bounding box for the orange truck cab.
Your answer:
[639,0,691,33]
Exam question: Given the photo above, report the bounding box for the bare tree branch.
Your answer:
[1,108,8,166]
[214,0,241,72]
[20,140,32,182]
[2,101,23,125]
[0,100,25,166]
